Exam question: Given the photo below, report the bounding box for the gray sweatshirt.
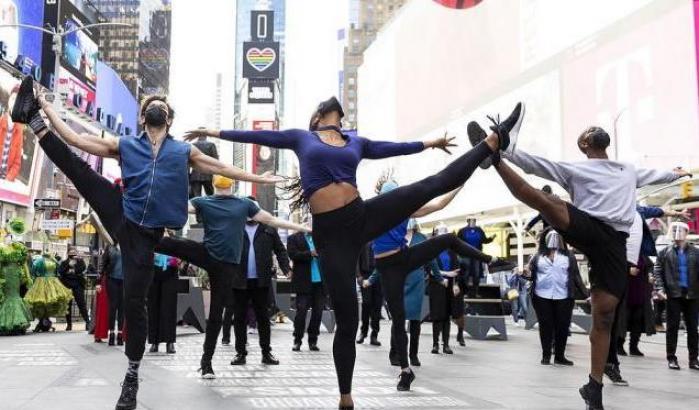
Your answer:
[505,150,680,233]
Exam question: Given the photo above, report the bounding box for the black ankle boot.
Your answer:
[115,374,139,410]
[166,343,176,354]
[108,332,116,346]
[579,375,604,410]
[431,344,439,354]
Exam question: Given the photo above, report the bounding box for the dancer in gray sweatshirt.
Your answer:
[468,113,688,410]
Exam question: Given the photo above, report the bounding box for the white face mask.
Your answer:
[545,231,561,250]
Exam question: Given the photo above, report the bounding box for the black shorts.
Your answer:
[558,204,628,300]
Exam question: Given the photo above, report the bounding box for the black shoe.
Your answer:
[431,345,440,354]
[262,352,280,365]
[488,257,516,273]
[668,358,681,370]
[629,347,644,357]
[115,375,138,410]
[221,338,231,346]
[409,355,421,367]
[166,343,176,354]
[617,345,627,356]
[689,360,699,370]
[108,332,116,346]
[231,354,246,365]
[292,342,301,352]
[117,333,124,346]
[488,102,525,153]
[604,364,629,386]
[554,356,574,366]
[338,405,354,410]
[467,121,492,169]
[199,360,215,379]
[443,345,453,355]
[356,333,367,344]
[541,356,551,365]
[389,351,400,367]
[396,369,415,392]
[456,335,466,347]
[309,343,320,352]
[148,344,158,353]
[65,324,72,332]
[579,376,604,410]
[369,336,382,346]
[11,75,40,124]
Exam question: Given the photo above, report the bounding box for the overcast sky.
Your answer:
[169,0,349,135]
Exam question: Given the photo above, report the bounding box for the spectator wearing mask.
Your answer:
[147,253,180,354]
[58,247,90,331]
[654,222,699,370]
[457,218,495,297]
[357,242,382,346]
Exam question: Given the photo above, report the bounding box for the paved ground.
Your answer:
[1,319,698,410]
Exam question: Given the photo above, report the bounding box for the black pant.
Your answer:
[377,234,489,368]
[156,237,236,361]
[463,257,483,297]
[666,297,699,361]
[147,273,178,344]
[189,180,214,198]
[654,300,666,326]
[107,278,124,332]
[311,141,490,394]
[606,294,625,366]
[39,131,164,362]
[532,295,574,359]
[360,282,382,337]
[619,303,644,350]
[432,320,450,346]
[294,283,325,345]
[232,280,272,355]
[409,320,420,358]
[65,285,89,327]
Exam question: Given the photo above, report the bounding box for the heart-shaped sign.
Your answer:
[246,47,276,72]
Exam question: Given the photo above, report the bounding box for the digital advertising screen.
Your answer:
[0,0,45,76]
[59,0,99,89]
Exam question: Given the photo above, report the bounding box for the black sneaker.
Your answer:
[309,343,320,352]
[108,332,116,346]
[199,360,215,379]
[11,75,40,124]
[541,356,551,365]
[467,121,492,169]
[356,333,367,344]
[689,360,699,370]
[604,364,629,386]
[231,354,246,365]
[262,352,280,365]
[554,356,574,366]
[488,257,515,273]
[115,375,138,410]
[456,335,466,347]
[488,102,525,154]
[396,369,415,392]
[409,355,421,367]
[668,358,681,370]
[443,345,453,355]
[292,342,301,352]
[579,376,604,410]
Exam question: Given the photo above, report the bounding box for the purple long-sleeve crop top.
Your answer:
[219,128,425,199]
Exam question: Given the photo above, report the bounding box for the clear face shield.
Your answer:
[669,222,689,242]
[545,231,562,250]
[435,222,449,236]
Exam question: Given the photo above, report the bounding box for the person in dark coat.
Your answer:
[189,134,219,198]
[288,222,326,351]
[147,253,180,354]
[58,247,90,331]
[356,242,382,346]
[457,218,495,297]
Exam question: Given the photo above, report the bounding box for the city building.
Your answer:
[341,0,406,129]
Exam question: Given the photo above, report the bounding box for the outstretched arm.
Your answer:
[39,98,119,158]
[184,128,298,150]
[189,146,283,185]
[412,186,462,217]
[362,131,456,159]
[252,209,311,233]
[636,167,687,188]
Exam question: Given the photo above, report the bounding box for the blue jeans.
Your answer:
[511,291,529,322]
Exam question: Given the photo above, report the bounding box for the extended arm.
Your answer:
[253,209,311,233]
[636,167,685,188]
[412,186,462,218]
[505,150,571,190]
[39,100,119,158]
[189,146,281,185]
[185,128,298,149]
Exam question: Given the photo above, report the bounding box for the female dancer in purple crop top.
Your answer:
[185,96,525,409]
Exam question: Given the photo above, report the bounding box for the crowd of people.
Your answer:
[4,74,697,410]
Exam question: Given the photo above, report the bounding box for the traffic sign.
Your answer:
[34,198,61,209]
[40,219,73,230]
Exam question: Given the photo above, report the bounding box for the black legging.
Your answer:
[311,142,492,394]
[377,233,490,368]
[408,320,420,359]
[531,295,574,359]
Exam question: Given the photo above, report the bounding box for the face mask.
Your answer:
[672,227,688,241]
[144,105,168,127]
[545,231,561,250]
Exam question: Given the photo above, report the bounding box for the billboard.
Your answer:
[59,0,99,89]
[0,68,40,206]
[96,61,138,136]
[248,78,275,104]
[58,67,96,118]
[0,0,45,79]
[243,41,280,79]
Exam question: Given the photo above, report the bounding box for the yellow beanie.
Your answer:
[212,175,234,189]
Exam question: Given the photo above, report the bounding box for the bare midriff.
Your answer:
[308,182,360,214]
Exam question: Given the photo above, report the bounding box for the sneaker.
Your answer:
[108,332,116,346]
[488,257,515,273]
[409,355,421,367]
[604,364,629,386]
[396,369,415,392]
[488,102,525,154]
[579,376,604,410]
[689,360,699,370]
[231,354,246,365]
[292,342,301,352]
[117,333,124,346]
[199,360,215,379]
[467,121,492,169]
[541,356,551,365]
[431,345,440,354]
[11,75,41,124]
[456,335,466,347]
[115,374,139,410]
[262,352,280,365]
[668,358,681,370]
[554,356,574,366]
[356,333,367,344]
[309,343,320,352]
[442,345,453,355]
